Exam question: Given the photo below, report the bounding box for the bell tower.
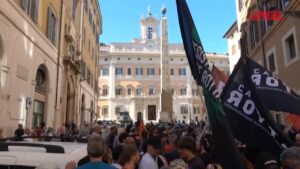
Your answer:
[139,7,160,43]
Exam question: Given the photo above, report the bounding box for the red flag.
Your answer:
[286,114,300,130]
[212,65,228,98]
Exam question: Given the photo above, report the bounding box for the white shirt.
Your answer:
[138,153,158,169]
[111,163,122,169]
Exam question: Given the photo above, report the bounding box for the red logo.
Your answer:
[249,10,285,21]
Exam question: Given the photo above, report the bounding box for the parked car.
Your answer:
[0,139,88,169]
[116,111,132,124]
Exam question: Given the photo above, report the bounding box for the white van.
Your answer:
[0,141,88,169]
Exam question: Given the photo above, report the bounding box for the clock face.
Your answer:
[146,41,154,49]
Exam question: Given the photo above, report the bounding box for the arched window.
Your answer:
[35,66,47,93]
[33,65,48,128]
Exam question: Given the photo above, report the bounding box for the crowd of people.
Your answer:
[1,120,300,169]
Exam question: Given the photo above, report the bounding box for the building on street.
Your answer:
[231,0,300,124]
[98,8,229,123]
[0,0,102,137]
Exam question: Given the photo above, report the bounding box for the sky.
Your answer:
[98,0,237,54]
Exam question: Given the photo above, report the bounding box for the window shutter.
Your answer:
[33,0,39,23]
[53,17,57,45]
[21,0,28,11]
[47,7,52,40]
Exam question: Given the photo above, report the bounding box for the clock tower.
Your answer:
[138,7,160,44]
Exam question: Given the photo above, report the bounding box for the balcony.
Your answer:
[64,22,76,43]
[63,56,81,74]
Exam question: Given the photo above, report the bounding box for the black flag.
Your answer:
[221,57,293,156]
[176,0,217,97]
[176,1,245,168]
[246,57,300,115]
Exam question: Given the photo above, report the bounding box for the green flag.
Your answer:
[203,88,245,169]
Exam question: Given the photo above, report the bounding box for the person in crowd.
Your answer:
[254,152,280,169]
[139,130,148,153]
[280,147,300,169]
[91,124,102,136]
[111,145,124,169]
[23,128,34,141]
[102,145,113,164]
[295,133,300,147]
[15,123,24,141]
[206,164,223,169]
[138,137,162,169]
[65,136,116,169]
[113,132,127,148]
[79,122,90,138]
[0,128,3,139]
[124,136,135,145]
[59,123,66,142]
[178,137,205,169]
[119,145,140,169]
[106,126,118,149]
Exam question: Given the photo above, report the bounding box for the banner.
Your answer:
[176,1,245,168]
[176,0,217,97]
[221,57,293,156]
[245,57,300,115]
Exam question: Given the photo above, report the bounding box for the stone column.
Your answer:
[160,8,173,122]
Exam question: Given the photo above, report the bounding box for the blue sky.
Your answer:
[98,0,237,53]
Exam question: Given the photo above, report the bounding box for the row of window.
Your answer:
[245,25,298,73]
[180,106,201,114]
[100,88,200,97]
[101,67,187,76]
[100,106,201,116]
[21,0,58,46]
[84,0,98,36]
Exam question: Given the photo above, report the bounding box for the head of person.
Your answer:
[280,147,300,169]
[124,136,135,145]
[119,145,140,167]
[119,132,128,144]
[254,152,280,169]
[147,137,162,156]
[169,159,188,169]
[87,136,105,160]
[112,145,123,163]
[24,128,31,135]
[93,125,102,135]
[295,133,300,147]
[18,124,23,129]
[178,136,197,162]
[102,145,113,164]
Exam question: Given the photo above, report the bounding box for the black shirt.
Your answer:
[188,156,205,169]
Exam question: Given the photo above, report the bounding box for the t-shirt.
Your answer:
[138,153,159,169]
[76,161,116,169]
[188,156,205,169]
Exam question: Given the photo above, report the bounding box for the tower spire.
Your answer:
[147,6,152,16]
